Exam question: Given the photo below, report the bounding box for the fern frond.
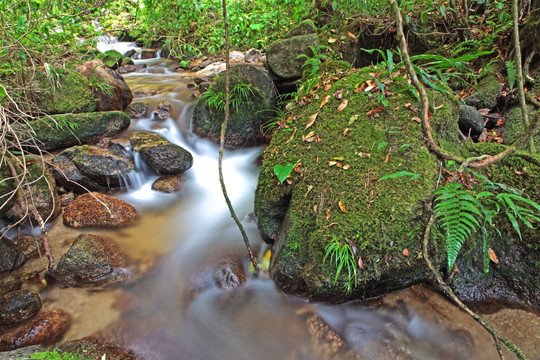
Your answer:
[434,183,484,271]
[506,60,517,90]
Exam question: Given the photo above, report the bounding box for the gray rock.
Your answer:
[0,238,24,273]
[245,48,263,63]
[51,144,134,192]
[266,33,320,80]
[458,105,485,141]
[0,290,42,325]
[52,233,128,287]
[130,131,193,175]
[125,102,148,118]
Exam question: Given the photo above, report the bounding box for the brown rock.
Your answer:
[151,176,184,193]
[17,235,45,259]
[76,59,133,111]
[140,49,157,59]
[0,290,42,325]
[63,192,137,228]
[0,309,71,351]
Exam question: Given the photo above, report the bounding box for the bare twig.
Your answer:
[218,0,259,273]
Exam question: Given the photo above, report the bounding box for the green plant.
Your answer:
[88,66,115,97]
[30,350,93,360]
[297,45,330,77]
[434,176,540,273]
[273,161,297,183]
[378,170,421,181]
[505,60,517,90]
[200,82,255,112]
[323,235,358,294]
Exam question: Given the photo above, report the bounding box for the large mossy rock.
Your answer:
[96,49,124,70]
[254,66,459,302]
[17,111,131,152]
[51,144,135,192]
[76,59,133,111]
[464,72,501,110]
[501,104,540,148]
[192,64,277,148]
[266,33,320,80]
[25,67,96,115]
[451,143,540,308]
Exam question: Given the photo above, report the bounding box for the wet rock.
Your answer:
[0,280,22,297]
[214,254,247,290]
[140,49,157,59]
[17,235,45,259]
[122,57,134,66]
[124,49,136,58]
[125,102,148,119]
[130,131,193,175]
[15,111,131,152]
[194,62,226,84]
[151,175,184,193]
[245,48,263,63]
[266,33,319,80]
[51,144,135,192]
[97,49,124,70]
[0,309,71,351]
[76,59,133,111]
[0,290,42,325]
[117,64,147,74]
[63,192,137,228]
[0,238,25,273]
[52,233,127,287]
[59,191,75,207]
[5,157,61,223]
[192,63,277,148]
[152,101,171,120]
[458,105,484,141]
[0,166,17,219]
[198,81,211,94]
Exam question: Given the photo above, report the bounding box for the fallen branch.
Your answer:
[218,0,259,273]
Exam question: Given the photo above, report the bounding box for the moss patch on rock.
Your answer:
[255,66,460,301]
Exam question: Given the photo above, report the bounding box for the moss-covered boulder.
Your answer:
[51,233,127,287]
[130,131,193,175]
[25,67,96,115]
[266,33,320,80]
[97,49,123,70]
[464,72,501,110]
[285,19,317,38]
[51,144,135,192]
[254,66,459,302]
[5,157,61,223]
[192,64,277,148]
[17,111,131,152]
[501,104,540,148]
[76,59,133,111]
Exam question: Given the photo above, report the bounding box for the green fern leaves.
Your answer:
[434,183,482,271]
[505,60,517,90]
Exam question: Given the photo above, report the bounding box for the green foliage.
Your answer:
[434,175,540,273]
[200,82,255,113]
[297,45,330,77]
[378,170,421,181]
[30,350,92,360]
[323,235,358,294]
[505,60,517,90]
[273,162,296,184]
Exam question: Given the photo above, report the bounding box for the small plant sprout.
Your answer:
[324,235,358,294]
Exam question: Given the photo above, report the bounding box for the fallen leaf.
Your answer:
[335,89,343,100]
[331,157,345,161]
[328,161,338,166]
[324,84,332,91]
[343,164,351,169]
[337,99,348,111]
[366,106,384,116]
[349,114,360,125]
[320,95,330,108]
[328,37,337,43]
[488,247,499,264]
[294,163,301,172]
[364,84,375,92]
[347,31,358,43]
[385,152,390,163]
[326,209,331,220]
[303,130,315,141]
[305,112,318,129]
[358,256,364,269]
[411,116,421,123]
[434,104,444,110]
[305,185,313,197]
[338,200,348,213]
[403,248,409,256]
[343,128,350,135]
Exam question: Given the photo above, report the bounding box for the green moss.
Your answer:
[256,65,460,300]
[501,104,540,149]
[27,67,96,115]
[97,49,124,69]
[464,71,501,110]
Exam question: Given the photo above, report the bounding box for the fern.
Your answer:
[434,182,483,271]
[505,60,517,90]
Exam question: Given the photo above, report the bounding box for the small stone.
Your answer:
[195,62,226,84]
[245,48,263,63]
[0,290,42,325]
[63,192,137,228]
[0,238,25,273]
[0,309,71,351]
[140,49,157,59]
[151,176,184,193]
[214,254,246,290]
[458,105,485,141]
[229,50,245,63]
[125,102,148,119]
[152,101,171,120]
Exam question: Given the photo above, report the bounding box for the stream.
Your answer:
[5,39,539,360]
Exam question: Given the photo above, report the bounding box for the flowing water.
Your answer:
[4,42,540,360]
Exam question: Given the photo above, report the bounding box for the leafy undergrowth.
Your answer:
[30,351,93,360]
[255,63,460,299]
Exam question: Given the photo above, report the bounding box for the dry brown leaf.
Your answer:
[335,89,343,100]
[403,248,409,257]
[411,116,421,123]
[305,112,318,129]
[324,84,332,91]
[488,247,499,264]
[358,256,364,269]
[337,99,348,112]
[338,200,348,213]
[320,95,330,108]
[326,209,331,220]
[342,164,351,170]
[385,152,390,163]
[347,31,358,43]
[434,104,444,110]
[328,161,338,166]
[343,128,350,136]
